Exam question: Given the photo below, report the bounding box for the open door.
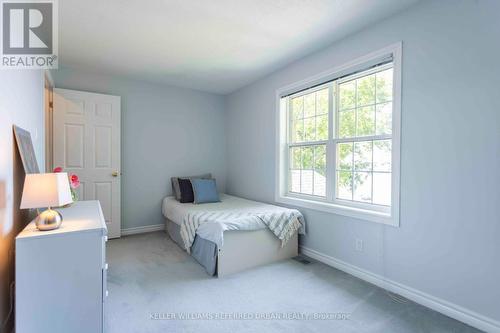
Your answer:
[53,88,121,238]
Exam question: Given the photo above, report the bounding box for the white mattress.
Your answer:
[162,193,279,226]
[162,194,303,247]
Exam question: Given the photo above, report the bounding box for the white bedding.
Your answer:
[162,194,305,248]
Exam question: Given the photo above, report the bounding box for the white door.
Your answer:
[53,88,121,238]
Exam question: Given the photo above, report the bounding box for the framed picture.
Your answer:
[13,125,40,174]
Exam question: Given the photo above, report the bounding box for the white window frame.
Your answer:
[286,82,331,198]
[275,43,402,226]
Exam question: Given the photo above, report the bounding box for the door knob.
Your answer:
[112,171,119,177]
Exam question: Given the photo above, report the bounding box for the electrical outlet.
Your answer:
[355,238,363,252]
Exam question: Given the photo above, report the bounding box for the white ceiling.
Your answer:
[59,0,419,94]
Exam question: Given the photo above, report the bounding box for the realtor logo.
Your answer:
[1,0,58,68]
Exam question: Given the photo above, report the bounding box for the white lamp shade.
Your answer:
[20,173,73,209]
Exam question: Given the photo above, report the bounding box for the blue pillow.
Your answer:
[191,178,220,204]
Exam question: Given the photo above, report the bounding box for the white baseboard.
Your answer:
[121,224,165,236]
[300,246,499,333]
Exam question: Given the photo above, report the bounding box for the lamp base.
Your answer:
[35,208,63,231]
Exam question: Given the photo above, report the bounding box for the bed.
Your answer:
[162,194,305,277]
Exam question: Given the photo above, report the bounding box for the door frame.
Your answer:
[52,88,122,238]
[44,70,54,172]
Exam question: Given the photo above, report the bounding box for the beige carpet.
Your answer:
[104,231,481,333]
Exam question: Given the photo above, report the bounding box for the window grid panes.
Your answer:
[288,87,329,198]
[335,139,391,206]
[289,144,326,197]
[335,66,393,207]
[338,68,393,138]
[287,64,393,208]
[289,88,329,144]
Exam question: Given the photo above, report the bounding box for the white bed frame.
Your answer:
[165,218,298,277]
[217,229,298,277]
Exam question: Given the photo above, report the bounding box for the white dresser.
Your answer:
[16,201,108,333]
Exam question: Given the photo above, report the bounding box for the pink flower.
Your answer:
[53,166,63,173]
[70,174,80,189]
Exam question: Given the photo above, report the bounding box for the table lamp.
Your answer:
[20,173,73,231]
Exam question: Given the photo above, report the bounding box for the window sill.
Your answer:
[276,194,399,227]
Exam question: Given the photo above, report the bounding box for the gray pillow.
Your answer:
[171,173,211,201]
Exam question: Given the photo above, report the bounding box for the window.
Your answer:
[288,87,329,197]
[335,65,393,207]
[276,44,401,225]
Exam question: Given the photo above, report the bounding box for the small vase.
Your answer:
[62,189,79,208]
[71,189,79,202]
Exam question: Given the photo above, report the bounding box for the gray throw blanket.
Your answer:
[180,210,304,253]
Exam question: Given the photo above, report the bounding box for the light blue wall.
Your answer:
[0,70,45,331]
[53,68,226,230]
[225,0,500,323]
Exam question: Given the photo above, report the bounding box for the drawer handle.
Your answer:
[105,263,108,270]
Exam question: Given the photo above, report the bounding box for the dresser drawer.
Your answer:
[102,263,108,299]
[16,202,107,333]
[101,236,108,302]
[16,230,105,333]
[102,235,107,268]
